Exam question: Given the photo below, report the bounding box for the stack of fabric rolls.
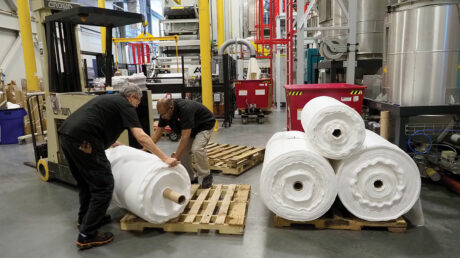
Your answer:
[260,96,422,223]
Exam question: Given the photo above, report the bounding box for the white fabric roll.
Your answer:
[106,146,191,223]
[333,130,421,221]
[260,131,337,221]
[300,96,365,160]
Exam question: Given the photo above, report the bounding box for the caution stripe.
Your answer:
[350,90,363,95]
[288,91,303,96]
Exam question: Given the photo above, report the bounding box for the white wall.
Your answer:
[0,28,18,67]
[0,0,112,85]
[0,1,42,87]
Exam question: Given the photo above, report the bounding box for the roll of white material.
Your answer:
[106,146,191,223]
[334,130,421,221]
[300,96,365,160]
[260,131,337,221]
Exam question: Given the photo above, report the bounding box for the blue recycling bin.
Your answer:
[0,108,27,144]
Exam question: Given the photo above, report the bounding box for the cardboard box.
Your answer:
[24,95,46,135]
[20,79,47,135]
[6,80,24,106]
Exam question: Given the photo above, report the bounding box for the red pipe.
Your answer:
[137,44,142,72]
[146,44,150,64]
[131,43,136,65]
[441,175,460,195]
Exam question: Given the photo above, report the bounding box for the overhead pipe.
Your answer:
[218,39,257,57]
[17,0,39,91]
[218,39,258,81]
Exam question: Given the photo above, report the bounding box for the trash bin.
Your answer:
[284,83,366,131]
[0,108,27,144]
[235,79,272,111]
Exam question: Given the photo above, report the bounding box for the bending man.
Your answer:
[153,98,215,188]
[58,84,178,250]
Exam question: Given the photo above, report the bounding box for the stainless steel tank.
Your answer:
[318,0,386,59]
[384,0,460,106]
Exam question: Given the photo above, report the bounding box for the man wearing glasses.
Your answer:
[58,84,178,249]
[153,97,216,188]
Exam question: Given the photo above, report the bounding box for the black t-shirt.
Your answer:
[58,94,141,149]
[158,99,215,137]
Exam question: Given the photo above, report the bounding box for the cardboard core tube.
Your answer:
[163,188,186,204]
[380,111,390,140]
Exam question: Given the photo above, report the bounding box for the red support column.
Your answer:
[146,44,150,64]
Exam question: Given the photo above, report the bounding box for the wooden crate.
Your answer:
[120,184,251,235]
[274,208,407,233]
[205,142,265,175]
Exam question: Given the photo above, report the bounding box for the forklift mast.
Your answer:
[31,1,144,185]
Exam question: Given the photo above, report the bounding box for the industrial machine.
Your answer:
[30,1,153,185]
[305,48,323,84]
[234,79,271,124]
[362,0,460,185]
[315,0,384,84]
[159,0,200,56]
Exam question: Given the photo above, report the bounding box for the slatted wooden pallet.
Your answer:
[205,142,265,175]
[120,184,251,235]
[274,209,407,233]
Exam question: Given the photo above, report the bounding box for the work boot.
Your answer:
[191,177,198,184]
[76,232,114,250]
[201,174,213,189]
[78,214,112,228]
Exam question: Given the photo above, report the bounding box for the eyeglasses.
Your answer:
[159,107,172,119]
[131,95,141,103]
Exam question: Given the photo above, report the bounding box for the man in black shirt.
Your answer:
[152,98,215,188]
[58,84,178,249]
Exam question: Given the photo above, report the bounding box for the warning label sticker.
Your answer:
[255,89,265,95]
[353,96,359,102]
[297,109,302,120]
[239,90,248,96]
[341,97,352,102]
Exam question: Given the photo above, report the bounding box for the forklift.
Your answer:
[30,1,152,185]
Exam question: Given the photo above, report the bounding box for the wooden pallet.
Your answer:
[205,142,265,175]
[274,208,407,233]
[120,184,251,235]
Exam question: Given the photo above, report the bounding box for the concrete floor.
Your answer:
[1,109,460,258]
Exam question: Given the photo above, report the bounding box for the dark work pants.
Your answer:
[59,135,114,236]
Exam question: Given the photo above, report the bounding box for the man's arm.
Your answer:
[151,127,164,143]
[130,127,179,167]
[173,129,192,160]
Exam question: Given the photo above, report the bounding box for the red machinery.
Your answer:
[129,43,150,73]
[284,83,366,131]
[254,0,307,87]
[235,79,272,124]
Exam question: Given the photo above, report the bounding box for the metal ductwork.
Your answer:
[218,39,257,57]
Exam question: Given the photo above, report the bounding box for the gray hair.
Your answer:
[120,83,142,99]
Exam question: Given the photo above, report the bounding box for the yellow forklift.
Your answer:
[30,1,153,185]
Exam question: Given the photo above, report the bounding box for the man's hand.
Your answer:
[163,157,180,167]
[111,141,123,148]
